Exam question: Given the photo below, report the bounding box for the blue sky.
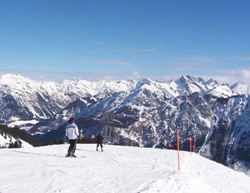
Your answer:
[0,0,250,84]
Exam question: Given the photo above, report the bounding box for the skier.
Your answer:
[65,117,79,157]
[96,133,104,152]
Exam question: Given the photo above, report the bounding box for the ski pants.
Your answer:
[68,139,77,156]
[96,142,103,149]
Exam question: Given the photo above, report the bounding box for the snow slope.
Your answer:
[0,144,249,193]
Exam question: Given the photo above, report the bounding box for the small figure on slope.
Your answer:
[65,117,79,157]
[96,133,104,152]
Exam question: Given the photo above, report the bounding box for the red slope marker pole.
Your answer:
[188,136,193,156]
[193,143,196,153]
[177,129,180,171]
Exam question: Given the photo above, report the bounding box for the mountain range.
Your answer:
[0,73,250,174]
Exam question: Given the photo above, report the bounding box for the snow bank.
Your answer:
[0,144,249,193]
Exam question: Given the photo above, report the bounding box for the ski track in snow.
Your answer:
[0,144,250,193]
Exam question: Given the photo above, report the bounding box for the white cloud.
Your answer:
[123,47,157,54]
[101,60,132,66]
[227,69,250,84]
[129,71,141,80]
[230,56,250,61]
[81,58,133,66]
[165,56,219,71]
[204,68,250,85]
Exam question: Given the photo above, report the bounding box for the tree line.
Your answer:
[0,124,46,147]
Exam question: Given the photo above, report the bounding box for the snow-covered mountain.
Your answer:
[0,144,249,193]
[0,127,33,148]
[0,132,32,148]
[0,73,250,174]
[231,81,250,94]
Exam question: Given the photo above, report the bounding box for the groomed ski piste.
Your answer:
[0,144,250,193]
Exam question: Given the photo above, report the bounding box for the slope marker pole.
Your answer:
[177,129,180,171]
[188,136,193,156]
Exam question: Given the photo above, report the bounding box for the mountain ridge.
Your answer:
[1,73,250,174]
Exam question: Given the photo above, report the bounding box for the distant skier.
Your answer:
[96,133,104,152]
[65,117,79,157]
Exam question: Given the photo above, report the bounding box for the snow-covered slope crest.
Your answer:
[0,144,249,193]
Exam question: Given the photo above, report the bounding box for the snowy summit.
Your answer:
[0,144,249,193]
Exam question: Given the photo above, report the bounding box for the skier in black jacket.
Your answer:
[96,133,104,152]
